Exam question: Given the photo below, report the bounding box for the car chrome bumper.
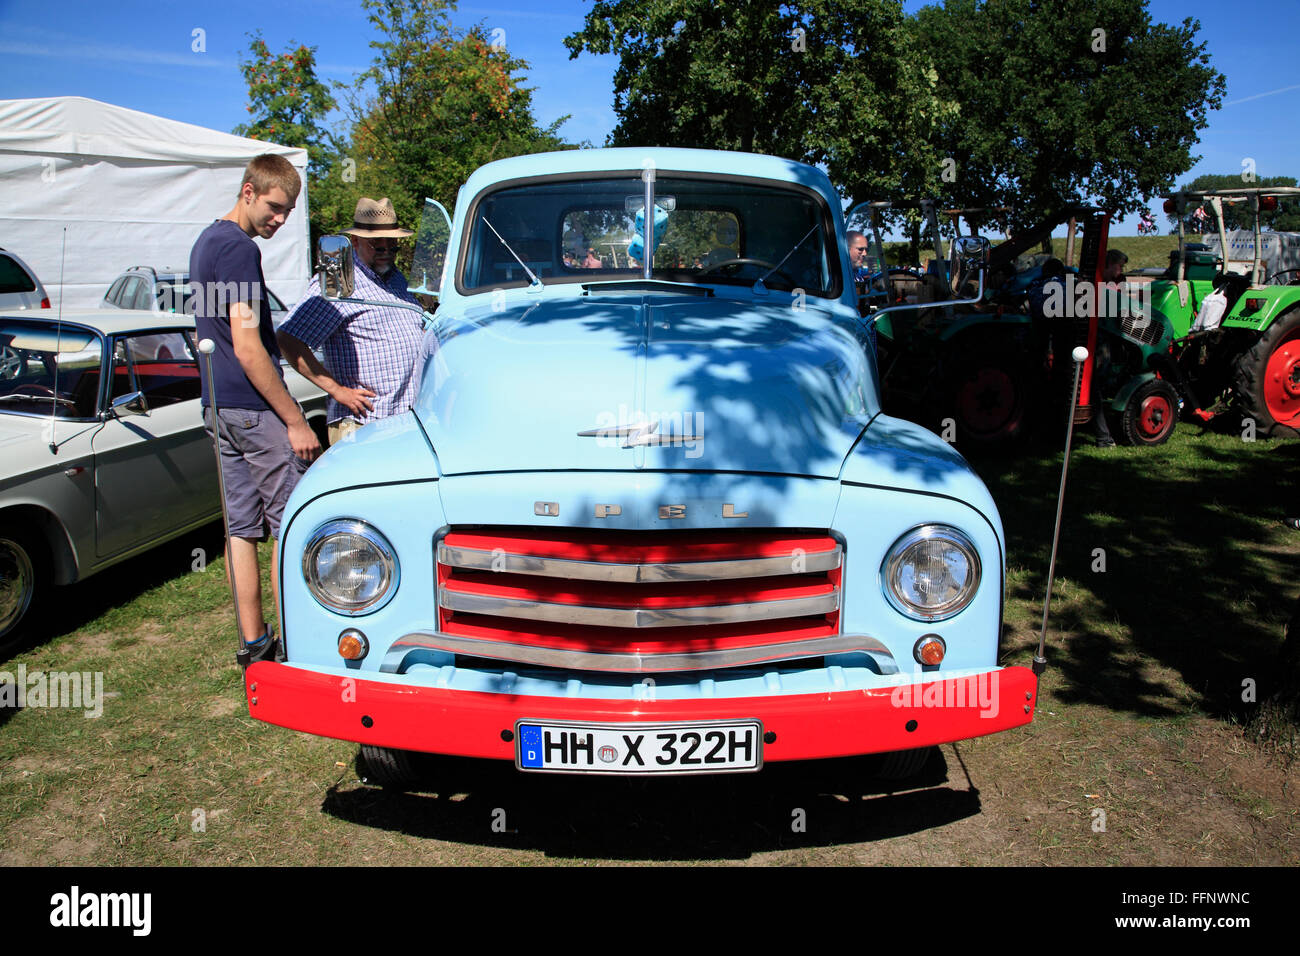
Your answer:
[244,662,1037,763]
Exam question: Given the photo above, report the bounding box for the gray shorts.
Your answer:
[206,407,309,540]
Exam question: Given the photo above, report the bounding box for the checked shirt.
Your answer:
[279,257,426,427]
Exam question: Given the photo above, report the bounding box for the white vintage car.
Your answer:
[0,309,327,651]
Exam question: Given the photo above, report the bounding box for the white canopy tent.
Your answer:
[0,96,310,310]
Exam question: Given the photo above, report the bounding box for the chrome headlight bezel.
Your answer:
[880,524,981,622]
[302,519,399,616]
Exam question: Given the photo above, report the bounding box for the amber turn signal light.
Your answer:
[338,628,369,661]
[914,635,946,666]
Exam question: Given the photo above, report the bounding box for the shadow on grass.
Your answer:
[320,748,982,860]
[968,430,1300,722]
[6,522,228,661]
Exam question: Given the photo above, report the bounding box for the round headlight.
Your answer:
[302,519,398,615]
[881,525,981,621]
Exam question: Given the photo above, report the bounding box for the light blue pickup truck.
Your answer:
[245,147,1036,782]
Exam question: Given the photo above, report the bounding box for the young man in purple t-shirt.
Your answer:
[190,154,320,661]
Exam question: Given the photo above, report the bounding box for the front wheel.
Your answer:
[1232,308,1300,438]
[1119,378,1179,446]
[358,745,424,789]
[873,746,935,781]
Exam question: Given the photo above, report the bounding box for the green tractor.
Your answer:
[849,198,1044,445]
[1141,187,1300,438]
[849,200,1117,447]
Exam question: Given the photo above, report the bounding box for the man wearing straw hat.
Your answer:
[277,197,426,445]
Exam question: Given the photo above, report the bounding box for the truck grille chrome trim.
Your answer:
[437,543,842,582]
[382,631,897,675]
[435,528,845,671]
[439,587,839,628]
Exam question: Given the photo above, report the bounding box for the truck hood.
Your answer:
[413,293,878,477]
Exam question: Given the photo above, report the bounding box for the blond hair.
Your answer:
[240,154,301,200]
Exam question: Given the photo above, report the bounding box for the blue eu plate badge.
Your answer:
[519,724,544,768]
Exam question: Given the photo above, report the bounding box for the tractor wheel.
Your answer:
[358,745,423,789]
[948,350,1032,445]
[873,746,934,781]
[1232,308,1300,438]
[1119,379,1179,446]
[0,525,47,656]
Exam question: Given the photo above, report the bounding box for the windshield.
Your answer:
[0,320,103,418]
[460,175,840,297]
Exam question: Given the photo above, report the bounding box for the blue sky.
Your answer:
[1,0,1297,234]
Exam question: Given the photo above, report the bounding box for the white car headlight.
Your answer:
[881,525,981,621]
[302,519,398,615]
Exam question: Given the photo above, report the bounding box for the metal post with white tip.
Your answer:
[1034,345,1090,676]
[198,337,249,663]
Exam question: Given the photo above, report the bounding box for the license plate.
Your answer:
[514,719,763,775]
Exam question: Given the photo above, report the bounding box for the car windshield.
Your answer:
[0,320,102,418]
[461,175,839,297]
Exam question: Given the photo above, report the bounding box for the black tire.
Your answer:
[1119,378,1179,446]
[0,525,47,656]
[358,745,423,789]
[874,747,934,781]
[946,349,1034,446]
[1232,307,1300,439]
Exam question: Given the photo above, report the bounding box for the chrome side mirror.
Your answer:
[109,390,148,418]
[949,235,990,295]
[317,235,355,299]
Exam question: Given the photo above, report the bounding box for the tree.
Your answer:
[317,0,570,242]
[233,33,337,183]
[1165,174,1300,232]
[912,0,1226,228]
[564,0,957,218]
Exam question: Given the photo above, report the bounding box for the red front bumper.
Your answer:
[245,662,1037,763]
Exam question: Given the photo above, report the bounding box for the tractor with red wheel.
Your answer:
[848,198,1045,447]
[1147,188,1300,438]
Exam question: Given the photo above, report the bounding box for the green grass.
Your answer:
[1,425,1296,865]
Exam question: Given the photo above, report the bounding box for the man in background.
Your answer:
[277,197,425,446]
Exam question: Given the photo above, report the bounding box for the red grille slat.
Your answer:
[442,529,838,563]
[441,613,836,654]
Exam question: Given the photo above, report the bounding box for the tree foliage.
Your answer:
[1166,174,1300,232]
[313,0,570,243]
[912,0,1225,227]
[233,33,337,183]
[564,0,956,216]
[567,0,1226,234]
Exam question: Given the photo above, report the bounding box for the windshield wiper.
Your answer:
[756,224,819,290]
[480,216,542,288]
[0,393,77,408]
